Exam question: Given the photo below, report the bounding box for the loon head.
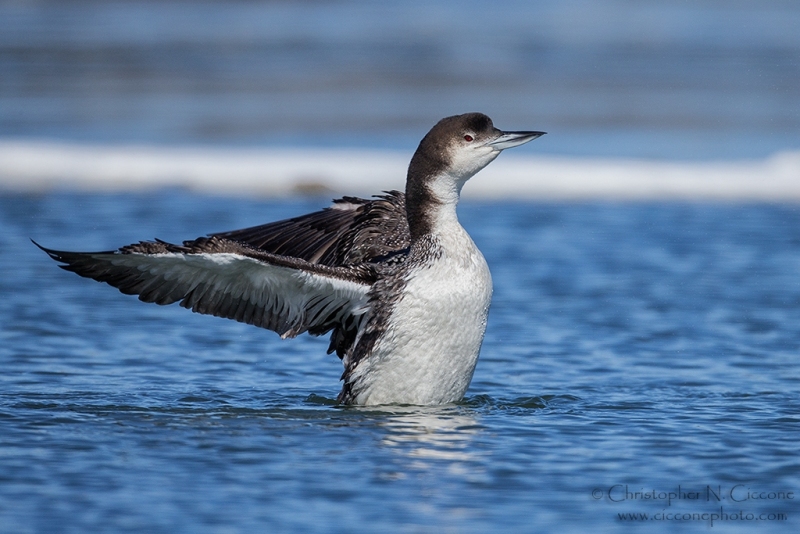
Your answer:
[406,113,545,237]
[413,113,545,184]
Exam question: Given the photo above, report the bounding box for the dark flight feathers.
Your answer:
[35,191,412,358]
[212,190,409,266]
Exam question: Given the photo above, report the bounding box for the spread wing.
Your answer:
[35,237,375,340]
[211,191,410,266]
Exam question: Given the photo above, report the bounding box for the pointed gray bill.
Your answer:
[487,130,546,150]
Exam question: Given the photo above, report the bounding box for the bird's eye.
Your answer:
[464,134,474,142]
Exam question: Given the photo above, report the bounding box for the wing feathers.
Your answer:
[210,191,409,266]
[34,192,409,358]
[35,240,374,340]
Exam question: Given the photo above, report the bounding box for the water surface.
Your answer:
[1,0,799,159]
[1,193,799,532]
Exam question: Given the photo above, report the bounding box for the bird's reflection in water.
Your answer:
[370,406,485,477]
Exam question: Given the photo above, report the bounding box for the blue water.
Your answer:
[1,192,799,532]
[1,0,799,159]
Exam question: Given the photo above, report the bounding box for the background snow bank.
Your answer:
[1,141,799,200]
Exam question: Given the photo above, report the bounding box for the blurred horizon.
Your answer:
[1,0,799,161]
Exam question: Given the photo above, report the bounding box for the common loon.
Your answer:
[36,113,545,405]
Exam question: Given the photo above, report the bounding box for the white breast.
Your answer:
[350,224,493,405]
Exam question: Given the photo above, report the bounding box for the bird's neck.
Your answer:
[405,151,467,241]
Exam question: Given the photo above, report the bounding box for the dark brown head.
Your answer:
[405,113,545,238]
